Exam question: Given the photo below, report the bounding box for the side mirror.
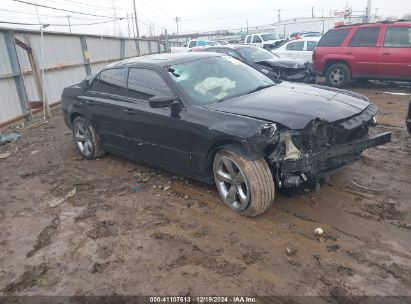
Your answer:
[148,95,179,108]
[79,79,89,89]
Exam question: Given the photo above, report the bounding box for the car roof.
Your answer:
[201,44,260,50]
[334,20,411,29]
[107,52,221,68]
[287,37,322,42]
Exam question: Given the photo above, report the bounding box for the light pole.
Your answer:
[175,17,181,43]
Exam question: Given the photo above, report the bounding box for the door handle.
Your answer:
[345,52,352,55]
[84,100,94,105]
[382,52,390,55]
[122,108,135,114]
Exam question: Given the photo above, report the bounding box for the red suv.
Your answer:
[313,21,411,87]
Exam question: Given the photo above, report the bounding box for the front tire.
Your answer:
[213,149,275,217]
[325,63,351,88]
[72,117,105,160]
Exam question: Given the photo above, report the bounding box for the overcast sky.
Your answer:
[0,0,410,36]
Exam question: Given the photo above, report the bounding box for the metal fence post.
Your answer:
[165,29,169,53]
[135,39,140,56]
[120,39,125,59]
[148,39,152,54]
[4,31,30,117]
[80,35,92,76]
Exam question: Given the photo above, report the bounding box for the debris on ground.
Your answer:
[30,150,40,156]
[351,181,385,192]
[19,170,36,178]
[0,152,11,159]
[383,92,411,96]
[48,187,77,208]
[286,247,298,256]
[314,228,324,236]
[91,262,110,273]
[134,182,141,192]
[0,133,20,145]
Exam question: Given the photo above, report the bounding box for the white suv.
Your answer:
[244,33,283,50]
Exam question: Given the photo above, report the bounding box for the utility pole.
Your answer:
[66,15,72,34]
[132,0,140,38]
[175,17,181,43]
[126,13,131,38]
[311,7,314,18]
[277,9,281,22]
[246,19,249,34]
[365,0,372,22]
[112,0,121,36]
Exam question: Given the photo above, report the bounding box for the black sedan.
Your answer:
[62,52,391,217]
[192,44,312,82]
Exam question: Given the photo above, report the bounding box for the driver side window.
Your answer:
[127,68,173,101]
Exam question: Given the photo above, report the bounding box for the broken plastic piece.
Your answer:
[0,133,20,145]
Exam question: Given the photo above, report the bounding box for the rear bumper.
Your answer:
[278,132,391,184]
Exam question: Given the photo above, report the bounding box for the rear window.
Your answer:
[318,28,351,47]
[246,36,252,43]
[348,27,380,47]
[384,26,411,47]
[188,40,197,48]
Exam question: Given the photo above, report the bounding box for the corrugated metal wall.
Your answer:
[0,32,23,123]
[0,28,179,125]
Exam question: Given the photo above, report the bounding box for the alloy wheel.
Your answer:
[74,122,93,156]
[214,155,250,211]
[329,68,344,85]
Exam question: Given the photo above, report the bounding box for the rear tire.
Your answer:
[72,117,105,160]
[213,149,275,217]
[325,63,351,88]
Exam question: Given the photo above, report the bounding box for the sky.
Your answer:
[0,0,410,37]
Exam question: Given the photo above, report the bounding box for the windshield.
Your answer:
[167,56,274,105]
[238,47,277,62]
[261,34,277,41]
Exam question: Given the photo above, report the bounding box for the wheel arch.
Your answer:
[324,59,352,76]
[206,139,255,182]
[70,112,84,128]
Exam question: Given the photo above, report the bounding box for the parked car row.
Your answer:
[191,44,312,82]
[62,52,391,217]
[243,33,286,50]
[272,37,321,62]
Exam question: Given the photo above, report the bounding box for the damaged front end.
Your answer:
[255,60,312,83]
[262,103,391,188]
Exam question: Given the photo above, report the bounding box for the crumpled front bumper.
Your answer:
[276,132,391,185]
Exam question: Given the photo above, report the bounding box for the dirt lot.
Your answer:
[0,81,410,299]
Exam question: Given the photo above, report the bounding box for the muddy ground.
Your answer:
[0,81,410,299]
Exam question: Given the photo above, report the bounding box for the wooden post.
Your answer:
[20,37,50,118]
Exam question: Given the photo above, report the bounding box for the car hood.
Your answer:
[204,82,371,129]
[254,58,307,69]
